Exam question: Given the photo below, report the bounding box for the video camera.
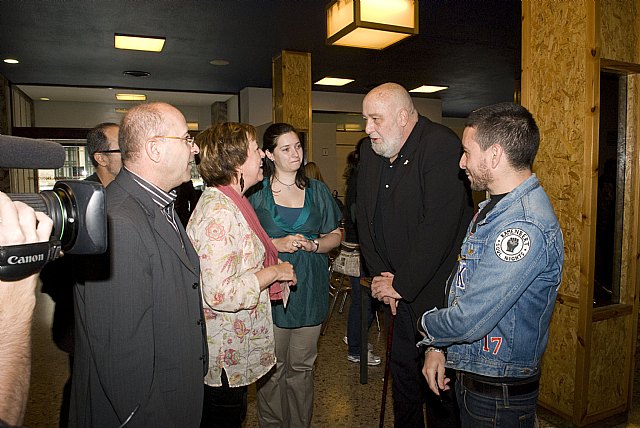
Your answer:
[0,135,107,280]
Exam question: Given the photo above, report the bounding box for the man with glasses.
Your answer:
[86,122,122,186]
[69,103,207,427]
[40,122,122,427]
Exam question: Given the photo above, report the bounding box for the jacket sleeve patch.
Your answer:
[494,228,530,262]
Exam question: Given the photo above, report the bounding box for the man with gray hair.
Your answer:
[358,82,473,427]
[70,103,207,427]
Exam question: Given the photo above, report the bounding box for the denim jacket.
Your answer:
[417,174,564,378]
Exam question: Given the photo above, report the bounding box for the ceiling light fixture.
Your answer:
[123,70,150,77]
[209,59,230,66]
[187,122,199,130]
[3,58,19,64]
[314,77,354,86]
[39,97,50,101]
[115,93,146,101]
[114,34,165,52]
[115,108,129,114]
[409,85,448,93]
[326,0,418,50]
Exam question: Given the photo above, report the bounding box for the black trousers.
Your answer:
[388,302,459,428]
[200,370,248,428]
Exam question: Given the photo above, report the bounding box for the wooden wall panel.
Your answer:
[599,0,639,63]
[587,316,629,414]
[524,0,640,424]
[621,74,638,305]
[539,303,578,416]
[524,1,588,299]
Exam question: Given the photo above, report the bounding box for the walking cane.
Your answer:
[379,310,395,428]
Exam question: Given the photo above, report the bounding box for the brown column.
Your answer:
[272,51,312,160]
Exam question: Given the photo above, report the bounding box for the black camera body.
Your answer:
[0,135,108,280]
[0,180,107,281]
[9,180,107,255]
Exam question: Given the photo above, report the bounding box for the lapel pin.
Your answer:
[404,159,409,165]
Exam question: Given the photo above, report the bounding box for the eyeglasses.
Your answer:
[95,149,121,154]
[155,135,196,147]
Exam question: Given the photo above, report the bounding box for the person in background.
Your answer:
[304,162,344,214]
[342,138,381,366]
[0,192,53,427]
[70,102,207,427]
[175,178,200,227]
[419,103,564,427]
[303,161,325,184]
[249,123,342,428]
[84,122,122,186]
[358,83,473,427]
[40,121,120,428]
[186,122,296,428]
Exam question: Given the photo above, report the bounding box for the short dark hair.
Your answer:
[86,122,118,166]
[196,122,257,187]
[465,102,540,170]
[261,123,308,189]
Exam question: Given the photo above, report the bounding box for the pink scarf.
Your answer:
[217,185,287,302]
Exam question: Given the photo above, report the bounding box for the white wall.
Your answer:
[441,117,467,138]
[33,100,239,129]
[311,122,338,192]
[31,88,444,130]
[240,87,272,127]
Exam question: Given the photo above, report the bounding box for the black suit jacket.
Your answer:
[356,116,473,316]
[70,169,207,427]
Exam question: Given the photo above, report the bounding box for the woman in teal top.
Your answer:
[249,123,341,428]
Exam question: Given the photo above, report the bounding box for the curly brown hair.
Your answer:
[196,122,257,187]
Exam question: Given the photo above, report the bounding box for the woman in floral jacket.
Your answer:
[187,122,296,428]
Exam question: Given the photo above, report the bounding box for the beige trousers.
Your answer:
[256,324,322,428]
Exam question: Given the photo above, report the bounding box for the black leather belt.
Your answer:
[458,372,539,398]
[339,243,360,252]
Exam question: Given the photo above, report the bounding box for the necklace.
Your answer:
[274,176,296,189]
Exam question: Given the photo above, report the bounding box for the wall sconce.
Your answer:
[326,0,418,50]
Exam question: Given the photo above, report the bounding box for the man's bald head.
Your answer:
[119,102,182,163]
[365,83,416,117]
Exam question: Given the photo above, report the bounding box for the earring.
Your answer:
[240,172,244,192]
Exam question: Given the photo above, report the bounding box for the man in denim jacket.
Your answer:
[418,102,564,427]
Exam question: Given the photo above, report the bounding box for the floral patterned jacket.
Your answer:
[187,187,276,387]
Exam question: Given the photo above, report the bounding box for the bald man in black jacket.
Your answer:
[358,83,473,427]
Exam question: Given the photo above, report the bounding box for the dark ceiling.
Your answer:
[0,0,521,118]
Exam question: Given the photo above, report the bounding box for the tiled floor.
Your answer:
[22,285,640,427]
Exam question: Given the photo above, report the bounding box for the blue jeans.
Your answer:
[456,372,538,428]
[346,275,374,356]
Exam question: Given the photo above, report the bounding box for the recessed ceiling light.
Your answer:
[123,70,150,77]
[114,34,165,52]
[39,97,50,101]
[314,77,354,86]
[115,93,146,101]
[209,59,230,66]
[3,58,19,64]
[409,85,448,93]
